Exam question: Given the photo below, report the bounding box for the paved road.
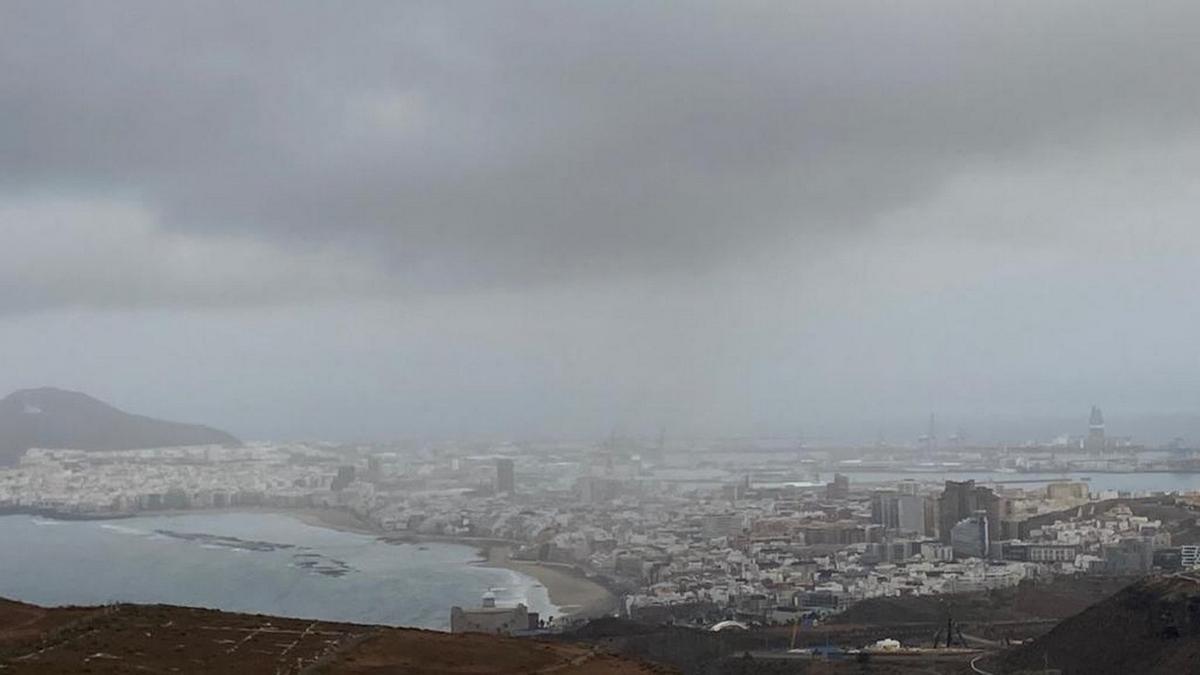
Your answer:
[961,633,1004,648]
[970,653,995,674]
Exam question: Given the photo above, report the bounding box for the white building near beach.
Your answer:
[450,591,538,635]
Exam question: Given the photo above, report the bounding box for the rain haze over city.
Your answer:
[4,2,1200,673]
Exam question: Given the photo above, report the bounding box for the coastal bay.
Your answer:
[0,512,562,630]
[281,507,618,620]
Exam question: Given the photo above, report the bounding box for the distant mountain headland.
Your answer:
[0,387,239,465]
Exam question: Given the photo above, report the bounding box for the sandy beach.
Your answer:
[477,545,617,620]
[280,507,382,536]
[123,506,386,537]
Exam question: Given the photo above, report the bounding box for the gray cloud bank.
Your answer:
[4,1,1200,441]
[5,0,1200,308]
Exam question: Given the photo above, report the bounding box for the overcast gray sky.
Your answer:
[3,1,1200,443]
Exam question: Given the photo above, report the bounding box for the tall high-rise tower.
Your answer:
[1086,406,1106,454]
[495,458,515,494]
[937,480,1000,547]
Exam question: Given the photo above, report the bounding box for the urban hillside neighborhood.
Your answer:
[5,399,1200,635]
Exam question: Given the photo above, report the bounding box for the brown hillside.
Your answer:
[831,575,1133,626]
[994,574,1200,675]
[0,600,670,674]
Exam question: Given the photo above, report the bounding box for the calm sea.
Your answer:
[0,512,557,629]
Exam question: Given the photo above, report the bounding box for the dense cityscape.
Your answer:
[5,406,1200,637]
[10,0,1200,671]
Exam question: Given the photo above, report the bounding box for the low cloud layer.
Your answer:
[0,196,388,312]
[4,2,1200,440]
[5,1,1200,307]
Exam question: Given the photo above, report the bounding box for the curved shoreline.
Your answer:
[175,507,619,620]
[4,506,617,620]
[475,545,617,621]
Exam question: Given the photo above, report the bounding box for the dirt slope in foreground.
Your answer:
[0,599,99,650]
[0,600,670,674]
[994,574,1200,675]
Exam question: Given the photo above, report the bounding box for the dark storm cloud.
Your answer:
[4,0,1200,305]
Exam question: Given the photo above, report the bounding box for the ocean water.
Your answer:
[0,512,557,629]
